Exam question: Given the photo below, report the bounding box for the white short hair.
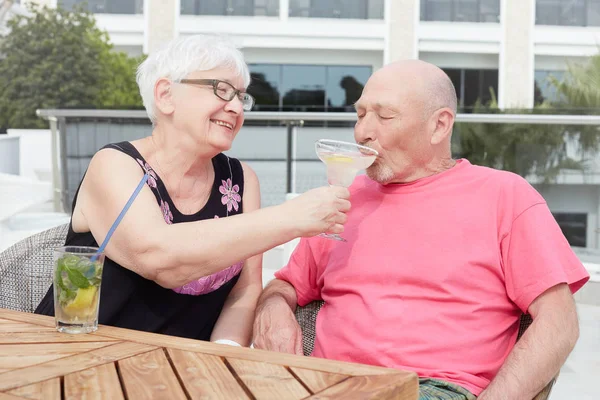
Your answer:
[136,34,251,124]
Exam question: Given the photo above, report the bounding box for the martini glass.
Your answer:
[315,139,379,242]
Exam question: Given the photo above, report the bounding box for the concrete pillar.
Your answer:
[498,0,534,109]
[384,0,419,64]
[279,0,289,21]
[144,0,177,54]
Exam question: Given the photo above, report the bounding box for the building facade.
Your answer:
[20,0,600,111]
[16,0,600,250]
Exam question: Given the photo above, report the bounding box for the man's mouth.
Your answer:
[211,119,234,130]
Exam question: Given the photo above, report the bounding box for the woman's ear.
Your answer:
[154,78,175,117]
[430,108,454,146]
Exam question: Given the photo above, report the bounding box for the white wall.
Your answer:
[178,16,386,51]
[6,129,51,181]
[535,25,600,57]
[418,21,502,54]
[536,184,600,249]
[94,14,144,48]
[243,47,383,69]
[0,135,19,175]
[535,55,590,71]
[419,52,498,69]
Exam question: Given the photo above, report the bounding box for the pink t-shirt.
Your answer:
[275,159,589,396]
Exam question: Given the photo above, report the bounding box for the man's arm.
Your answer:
[252,279,304,354]
[478,283,579,400]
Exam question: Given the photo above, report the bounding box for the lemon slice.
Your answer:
[323,155,353,163]
[63,286,98,318]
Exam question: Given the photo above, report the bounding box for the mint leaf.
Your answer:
[58,287,76,306]
[65,266,90,289]
[55,263,69,291]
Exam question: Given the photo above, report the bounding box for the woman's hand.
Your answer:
[281,186,351,237]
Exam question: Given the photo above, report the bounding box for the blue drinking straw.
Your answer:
[91,173,149,262]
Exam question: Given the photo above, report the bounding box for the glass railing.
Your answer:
[536,0,600,27]
[289,0,384,20]
[420,0,500,23]
[181,0,279,16]
[58,0,143,14]
[36,108,600,249]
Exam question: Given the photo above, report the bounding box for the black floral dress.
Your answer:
[35,141,246,340]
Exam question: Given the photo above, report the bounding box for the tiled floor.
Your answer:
[552,303,600,399]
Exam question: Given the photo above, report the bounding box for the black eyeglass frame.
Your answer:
[177,78,255,111]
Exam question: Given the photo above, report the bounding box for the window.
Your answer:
[247,65,281,111]
[420,0,500,22]
[442,68,498,110]
[553,213,587,247]
[58,0,143,14]
[534,70,565,105]
[181,0,279,16]
[326,66,372,112]
[289,0,384,19]
[281,65,327,112]
[248,64,372,112]
[536,0,600,27]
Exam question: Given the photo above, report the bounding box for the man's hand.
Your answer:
[252,296,303,355]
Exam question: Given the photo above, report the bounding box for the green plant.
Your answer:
[0,4,143,129]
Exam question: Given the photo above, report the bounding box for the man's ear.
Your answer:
[430,108,454,145]
[155,78,175,117]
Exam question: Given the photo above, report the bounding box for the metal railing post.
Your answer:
[49,117,62,213]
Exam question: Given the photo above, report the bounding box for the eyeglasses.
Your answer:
[177,79,255,111]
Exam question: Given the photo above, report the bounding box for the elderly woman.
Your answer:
[35,35,350,346]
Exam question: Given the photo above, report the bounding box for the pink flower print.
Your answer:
[219,178,241,212]
[136,159,158,188]
[160,200,173,225]
[172,261,243,295]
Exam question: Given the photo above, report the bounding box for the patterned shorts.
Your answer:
[419,378,478,400]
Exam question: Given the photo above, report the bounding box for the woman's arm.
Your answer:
[210,163,263,346]
[77,149,349,289]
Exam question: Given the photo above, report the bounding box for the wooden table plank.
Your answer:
[6,378,60,400]
[0,343,111,370]
[118,348,187,400]
[0,318,28,324]
[91,325,403,377]
[0,309,418,400]
[64,363,125,400]
[0,311,58,328]
[0,323,56,333]
[0,392,30,400]
[167,348,250,400]
[289,367,348,394]
[0,341,156,391]
[226,357,310,400]
[0,309,408,378]
[0,332,117,344]
[304,373,419,400]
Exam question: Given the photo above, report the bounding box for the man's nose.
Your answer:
[354,114,375,143]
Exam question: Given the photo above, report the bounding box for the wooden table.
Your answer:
[0,308,418,399]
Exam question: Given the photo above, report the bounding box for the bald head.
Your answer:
[372,60,457,119]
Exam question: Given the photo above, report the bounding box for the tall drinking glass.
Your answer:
[315,139,378,241]
[53,246,104,334]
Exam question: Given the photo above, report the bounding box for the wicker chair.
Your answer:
[295,301,557,400]
[0,224,68,313]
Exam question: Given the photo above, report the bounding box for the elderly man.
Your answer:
[252,60,589,400]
